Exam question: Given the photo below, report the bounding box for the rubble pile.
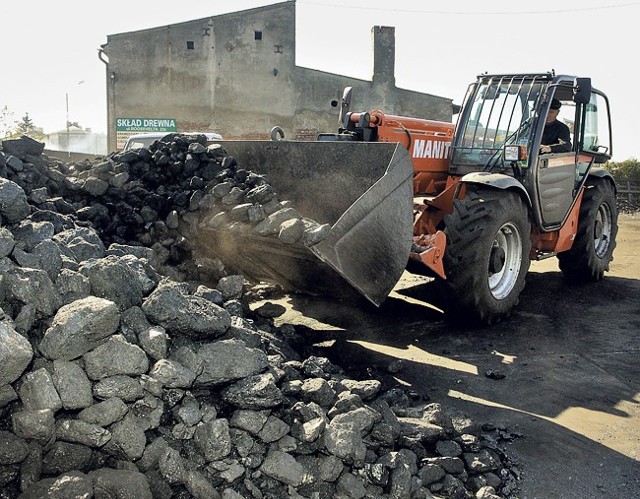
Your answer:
[0,136,520,498]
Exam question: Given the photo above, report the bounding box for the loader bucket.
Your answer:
[193,140,414,306]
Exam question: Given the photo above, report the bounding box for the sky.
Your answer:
[1,0,638,161]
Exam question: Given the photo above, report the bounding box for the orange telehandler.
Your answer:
[198,72,617,324]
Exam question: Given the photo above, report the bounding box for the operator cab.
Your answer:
[450,72,613,230]
[451,73,612,167]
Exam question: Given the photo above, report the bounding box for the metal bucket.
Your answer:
[194,140,414,306]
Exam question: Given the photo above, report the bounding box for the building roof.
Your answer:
[48,125,89,136]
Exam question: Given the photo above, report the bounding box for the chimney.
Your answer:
[372,26,395,85]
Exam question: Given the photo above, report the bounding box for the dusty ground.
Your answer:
[254,213,640,498]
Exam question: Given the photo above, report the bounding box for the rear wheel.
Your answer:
[557,179,617,281]
[442,188,532,325]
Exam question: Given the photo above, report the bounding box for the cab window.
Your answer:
[583,92,611,158]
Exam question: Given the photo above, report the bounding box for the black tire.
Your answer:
[557,179,618,282]
[442,188,532,325]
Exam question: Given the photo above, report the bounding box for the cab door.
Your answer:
[536,89,612,228]
[536,98,578,227]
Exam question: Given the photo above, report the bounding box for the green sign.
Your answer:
[116,118,177,133]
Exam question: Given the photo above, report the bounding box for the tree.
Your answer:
[12,113,45,141]
[0,105,16,139]
[604,158,640,182]
[0,108,46,141]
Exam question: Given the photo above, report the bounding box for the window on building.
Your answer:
[186,41,195,49]
[254,31,262,40]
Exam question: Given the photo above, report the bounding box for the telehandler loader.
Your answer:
[198,72,617,324]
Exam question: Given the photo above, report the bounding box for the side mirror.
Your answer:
[339,87,353,129]
[573,77,591,104]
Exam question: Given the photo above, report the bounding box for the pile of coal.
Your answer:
[0,136,520,498]
[1,134,329,283]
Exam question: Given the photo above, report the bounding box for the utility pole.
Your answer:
[66,80,85,157]
[66,92,70,157]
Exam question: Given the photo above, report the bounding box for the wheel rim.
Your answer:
[594,202,613,258]
[488,222,523,300]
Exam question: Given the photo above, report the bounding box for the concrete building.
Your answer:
[45,123,108,155]
[100,0,455,152]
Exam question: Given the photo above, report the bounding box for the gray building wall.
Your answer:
[100,1,454,151]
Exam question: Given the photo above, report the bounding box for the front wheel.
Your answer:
[442,188,532,325]
[557,179,618,281]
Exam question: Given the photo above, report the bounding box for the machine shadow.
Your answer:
[279,270,640,423]
[284,270,640,498]
[323,338,640,497]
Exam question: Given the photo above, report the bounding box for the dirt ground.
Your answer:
[254,212,640,498]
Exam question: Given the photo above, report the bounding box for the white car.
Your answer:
[123,132,223,152]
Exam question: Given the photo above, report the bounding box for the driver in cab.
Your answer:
[540,98,572,154]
